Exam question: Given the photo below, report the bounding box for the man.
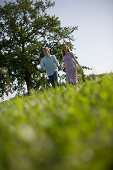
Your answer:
[40,47,60,88]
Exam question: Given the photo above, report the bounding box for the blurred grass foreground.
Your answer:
[0,73,113,170]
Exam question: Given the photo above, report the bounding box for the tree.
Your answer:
[0,0,78,96]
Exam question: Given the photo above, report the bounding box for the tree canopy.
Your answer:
[0,0,78,97]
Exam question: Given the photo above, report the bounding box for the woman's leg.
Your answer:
[66,68,78,85]
[71,68,78,84]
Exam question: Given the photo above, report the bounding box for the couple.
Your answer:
[40,45,83,88]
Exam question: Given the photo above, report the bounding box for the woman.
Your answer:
[62,45,83,84]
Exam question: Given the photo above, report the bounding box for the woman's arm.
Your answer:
[63,64,66,69]
[76,61,83,72]
[71,52,83,72]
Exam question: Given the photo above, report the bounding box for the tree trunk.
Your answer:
[24,72,32,95]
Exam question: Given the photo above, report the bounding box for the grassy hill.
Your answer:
[0,73,113,170]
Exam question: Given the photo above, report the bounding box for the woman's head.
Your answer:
[43,47,50,56]
[62,45,70,56]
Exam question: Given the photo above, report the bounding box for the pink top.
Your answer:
[63,52,77,67]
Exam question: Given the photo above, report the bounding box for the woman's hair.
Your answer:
[43,47,50,54]
[62,45,70,56]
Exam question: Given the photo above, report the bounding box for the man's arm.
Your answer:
[53,55,59,66]
[40,58,45,71]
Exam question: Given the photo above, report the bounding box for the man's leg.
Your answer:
[48,75,55,88]
[53,71,59,87]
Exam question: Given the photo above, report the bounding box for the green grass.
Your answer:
[0,73,113,170]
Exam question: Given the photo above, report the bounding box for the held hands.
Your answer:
[58,65,65,70]
[58,65,61,70]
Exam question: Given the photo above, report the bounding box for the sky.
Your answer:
[48,0,113,75]
[0,0,113,101]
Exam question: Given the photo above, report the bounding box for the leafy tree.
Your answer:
[0,0,79,96]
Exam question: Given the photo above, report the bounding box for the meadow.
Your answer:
[0,73,113,170]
